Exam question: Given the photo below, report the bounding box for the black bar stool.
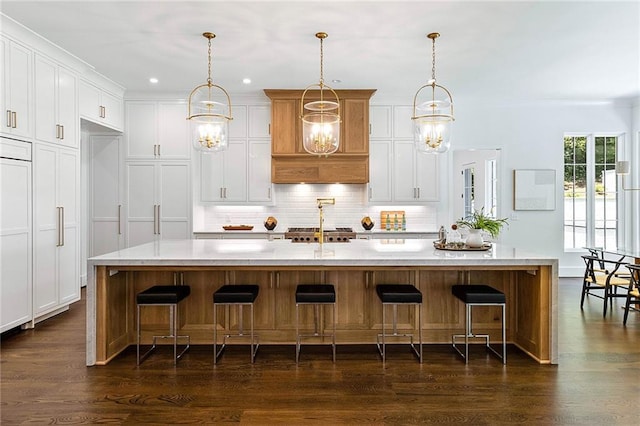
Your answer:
[451,284,506,364]
[136,285,191,365]
[213,284,260,364]
[295,284,336,364]
[375,284,423,363]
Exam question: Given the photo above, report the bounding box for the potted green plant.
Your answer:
[456,208,508,247]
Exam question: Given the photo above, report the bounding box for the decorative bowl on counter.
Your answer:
[264,216,278,230]
[223,225,254,231]
[361,216,375,230]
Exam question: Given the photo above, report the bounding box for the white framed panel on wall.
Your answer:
[514,169,556,210]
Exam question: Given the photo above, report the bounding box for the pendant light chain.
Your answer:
[431,35,437,82]
[319,35,324,87]
[207,36,213,85]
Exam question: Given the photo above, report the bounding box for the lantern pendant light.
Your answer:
[187,32,233,153]
[301,32,341,156]
[412,32,454,154]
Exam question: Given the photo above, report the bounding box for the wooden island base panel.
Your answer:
[87,239,557,366]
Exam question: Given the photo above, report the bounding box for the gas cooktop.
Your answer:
[284,227,356,243]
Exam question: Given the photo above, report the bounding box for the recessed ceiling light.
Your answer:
[149,77,159,84]
[331,79,341,84]
[242,78,252,84]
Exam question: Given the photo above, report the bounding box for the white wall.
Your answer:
[449,99,633,276]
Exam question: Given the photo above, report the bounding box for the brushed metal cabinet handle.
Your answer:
[61,207,65,246]
[157,205,160,235]
[61,125,64,140]
[6,110,11,128]
[56,207,60,246]
[11,112,17,128]
[118,204,122,235]
[157,144,160,157]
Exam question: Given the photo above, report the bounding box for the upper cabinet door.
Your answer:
[57,66,77,148]
[368,140,392,203]
[34,55,57,144]
[125,101,156,159]
[339,98,369,154]
[158,102,190,159]
[270,99,299,155]
[1,37,33,140]
[248,105,271,139]
[369,105,392,139]
[100,90,123,130]
[393,106,413,139]
[35,55,77,148]
[79,80,123,132]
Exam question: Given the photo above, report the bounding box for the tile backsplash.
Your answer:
[194,184,437,232]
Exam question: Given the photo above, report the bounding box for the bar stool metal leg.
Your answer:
[296,301,336,364]
[452,302,506,364]
[376,302,422,363]
[214,302,260,364]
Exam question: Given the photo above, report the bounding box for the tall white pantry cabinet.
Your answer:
[33,144,80,316]
[124,101,191,247]
[0,15,124,332]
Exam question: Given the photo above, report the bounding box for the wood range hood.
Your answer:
[264,89,376,184]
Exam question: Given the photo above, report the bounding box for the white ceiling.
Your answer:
[2,0,639,103]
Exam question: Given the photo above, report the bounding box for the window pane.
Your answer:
[564,137,574,163]
[605,137,616,164]
[574,137,587,163]
[575,165,587,195]
[595,136,605,163]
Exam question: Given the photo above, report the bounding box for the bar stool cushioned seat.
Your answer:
[136,285,191,365]
[213,284,260,364]
[451,284,506,364]
[295,284,336,364]
[375,284,422,363]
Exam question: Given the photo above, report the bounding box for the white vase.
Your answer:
[466,229,483,247]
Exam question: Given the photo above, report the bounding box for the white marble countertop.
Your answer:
[88,238,557,268]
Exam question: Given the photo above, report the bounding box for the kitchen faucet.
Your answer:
[315,198,336,245]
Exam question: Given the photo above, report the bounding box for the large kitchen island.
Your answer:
[86,238,558,366]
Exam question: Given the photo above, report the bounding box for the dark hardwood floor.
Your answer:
[1,279,638,425]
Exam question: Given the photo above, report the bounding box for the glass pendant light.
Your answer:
[301,32,341,156]
[412,32,454,154]
[187,32,233,153]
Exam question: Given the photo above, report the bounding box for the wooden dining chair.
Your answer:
[622,264,640,325]
[580,255,630,317]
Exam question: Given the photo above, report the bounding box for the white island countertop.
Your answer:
[89,238,556,268]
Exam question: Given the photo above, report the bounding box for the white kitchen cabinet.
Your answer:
[369,105,392,139]
[229,105,248,139]
[1,143,33,333]
[79,79,123,131]
[368,140,392,202]
[393,105,414,139]
[125,101,190,159]
[34,54,77,148]
[33,143,80,317]
[200,140,247,202]
[89,134,125,256]
[368,139,438,204]
[248,140,273,202]
[125,162,191,247]
[1,35,33,140]
[393,140,439,202]
[248,105,270,138]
